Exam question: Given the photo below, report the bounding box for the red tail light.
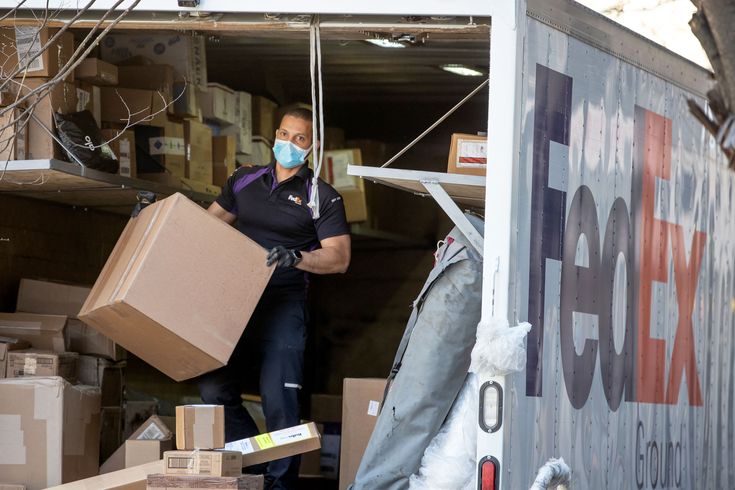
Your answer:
[478,456,499,490]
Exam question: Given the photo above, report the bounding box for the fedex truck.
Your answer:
[2,0,733,488]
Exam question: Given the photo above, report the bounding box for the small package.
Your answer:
[176,404,225,450]
[447,133,487,176]
[7,349,78,382]
[163,450,242,477]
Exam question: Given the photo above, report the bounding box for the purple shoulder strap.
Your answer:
[233,167,270,194]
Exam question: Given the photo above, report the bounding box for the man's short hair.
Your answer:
[282,107,313,123]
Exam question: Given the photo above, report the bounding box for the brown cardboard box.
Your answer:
[117,65,174,100]
[77,355,124,406]
[184,120,213,184]
[226,422,321,468]
[135,119,186,177]
[322,149,364,190]
[251,96,277,142]
[45,460,164,490]
[298,434,322,477]
[16,278,125,360]
[0,377,101,489]
[0,106,28,161]
[200,83,236,125]
[0,28,74,79]
[339,378,386,490]
[147,474,264,489]
[124,401,159,440]
[78,193,273,381]
[163,451,241,477]
[175,405,225,450]
[15,78,77,159]
[341,188,368,224]
[100,87,168,127]
[0,339,29,379]
[447,133,487,176]
[75,58,118,85]
[310,394,342,423]
[7,349,78,382]
[173,80,199,119]
[212,135,236,187]
[100,33,207,89]
[101,129,137,178]
[16,278,90,318]
[220,91,252,154]
[0,312,67,352]
[126,439,174,468]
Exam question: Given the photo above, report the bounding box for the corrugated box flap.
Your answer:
[0,313,67,333]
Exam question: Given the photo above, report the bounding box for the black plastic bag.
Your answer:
[53,110,119,173]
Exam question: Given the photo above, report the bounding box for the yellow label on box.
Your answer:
[255,433,275,449]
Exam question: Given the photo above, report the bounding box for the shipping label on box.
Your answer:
[176,404,225,450]
[150,136,186,156]
[7,350,78,382]
[163,450,242,477]
[101,129,137,179]
[323,149,363,190]
[447,133,487,176]
[1,27,74,79]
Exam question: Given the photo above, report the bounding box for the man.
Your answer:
[198,108,351,489]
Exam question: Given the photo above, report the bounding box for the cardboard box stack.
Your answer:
[339,378,386,490]
[79,193,273,381]
[14,278,127,463]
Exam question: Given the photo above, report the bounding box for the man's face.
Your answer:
[275,115,313,150]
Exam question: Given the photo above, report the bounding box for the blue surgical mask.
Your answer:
[273,139,311,168]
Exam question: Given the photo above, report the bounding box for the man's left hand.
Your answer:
[266,246,302,268]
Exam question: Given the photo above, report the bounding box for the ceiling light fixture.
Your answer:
[365,38,407,49]
[440,64,485,77]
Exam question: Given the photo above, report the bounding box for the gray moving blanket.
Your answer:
[350,215,484,489]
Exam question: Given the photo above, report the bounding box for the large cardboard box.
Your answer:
[100,33,207,88]
[78,193,273,381]
[251,96,277,142]
[15,78,77,159]
[220,91,252,154]
[212,135,236,187]
[100,87,168,127]
[163,451,241,477]
[117,64,175,100]
[101,129,137,179]
[134,120,186,177]
[0,312,67,352]
[0,377,101,489]
[200,83,236,126]
[7,350,78,382]
[0,28,74,79]
[16,278,90,317]
[226,422,321,468]
[184,120,213,184]
[75,58,118,85]
[45,460,164,490]
[176,405,225,450]
[147,474,263,489]
[447,133,487,176]
[16,278,125,360]
[339,378,386,490]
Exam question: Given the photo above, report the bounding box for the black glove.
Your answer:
[266,246,302,268]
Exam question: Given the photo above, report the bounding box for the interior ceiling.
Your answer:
[205,29,490,106]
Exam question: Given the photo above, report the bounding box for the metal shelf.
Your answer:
[0,159,217,215]
[347,165,486,255]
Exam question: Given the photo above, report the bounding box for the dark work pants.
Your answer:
[197,295,306,490]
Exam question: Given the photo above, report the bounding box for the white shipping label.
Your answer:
[271,424,311,446]
[456,139,487,168]
[119,139,131,177]
[14,27,44,72]
[76,88,91,112]
[23,356,37,374]
[136,423,165,440]
[149,137,185,156]
[367,400,380,417]
[225,438,254,454]
[326,152,359,189]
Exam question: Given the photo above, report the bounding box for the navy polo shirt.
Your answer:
[216,162,350,297]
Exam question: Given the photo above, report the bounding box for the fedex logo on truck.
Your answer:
[526,65,706,410]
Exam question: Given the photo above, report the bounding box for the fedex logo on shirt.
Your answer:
[525,64,706,410]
